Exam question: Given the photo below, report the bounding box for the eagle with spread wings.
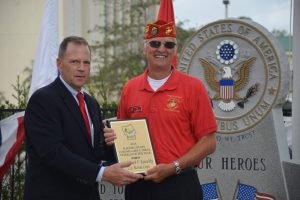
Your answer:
[199,57,256,111]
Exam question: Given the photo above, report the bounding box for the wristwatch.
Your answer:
[173,160,182,175]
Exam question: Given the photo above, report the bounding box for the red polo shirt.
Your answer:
[117,68,217,164]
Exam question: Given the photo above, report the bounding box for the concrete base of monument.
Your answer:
[283,160,300,200]
[198,107,290,200]
[98,182,124,199]
[97,108,293,200]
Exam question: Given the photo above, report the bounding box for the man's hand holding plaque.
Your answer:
[105,118,156,174]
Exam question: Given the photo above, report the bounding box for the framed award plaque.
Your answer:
[107,118,156,174]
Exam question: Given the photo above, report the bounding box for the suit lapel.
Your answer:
[85,94,101,152]
[84,95,97,132]
[54,78,93,147]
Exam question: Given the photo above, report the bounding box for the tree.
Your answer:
[237,16,289,37]
[87,1,158,104]
[87,1,197,105]
[0,92,5,105]
[0,63,31,110]
[271,29,288,37]
[238,16,252,21]
[0,74,29,200]
[175,21,197,54]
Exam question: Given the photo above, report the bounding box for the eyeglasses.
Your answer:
[148,41,177,49]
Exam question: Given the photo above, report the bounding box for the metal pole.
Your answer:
[292,0,300,160]
[223,0,230,19]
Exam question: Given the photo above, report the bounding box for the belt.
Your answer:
[179,167,195,174]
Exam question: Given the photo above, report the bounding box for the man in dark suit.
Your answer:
[23,36,142,200]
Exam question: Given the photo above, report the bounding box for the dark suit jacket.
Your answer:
[23,77,114,200]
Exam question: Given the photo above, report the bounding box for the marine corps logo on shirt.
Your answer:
[178,19,289,134]
[165,95,182,112]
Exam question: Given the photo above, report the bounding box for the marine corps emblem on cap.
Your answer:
[165,26,173,35]
[144,20,176,39]
[151,27,158,36]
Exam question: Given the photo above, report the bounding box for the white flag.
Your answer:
[0,0,59,179]
[28,0,59,98]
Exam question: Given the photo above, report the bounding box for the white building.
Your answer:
[0,0,159,104]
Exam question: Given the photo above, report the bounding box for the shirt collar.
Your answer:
[140,66,179,92]
[59,75,84,97]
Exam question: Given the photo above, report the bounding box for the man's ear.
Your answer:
[56,58,62,70]
[142,41,147,56]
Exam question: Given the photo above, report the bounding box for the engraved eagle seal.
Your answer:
[200,57,256,111]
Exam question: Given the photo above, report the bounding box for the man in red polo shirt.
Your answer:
[105,20,217,200]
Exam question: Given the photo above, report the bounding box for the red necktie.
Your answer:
[76,92,92,143]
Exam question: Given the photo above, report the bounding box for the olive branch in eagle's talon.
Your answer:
[237,83,259,108]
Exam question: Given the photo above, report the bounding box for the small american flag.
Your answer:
[236,183,275,200]
[202,181,219,200]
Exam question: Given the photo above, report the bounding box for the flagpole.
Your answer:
[232,179,239,200]
[223,0,230,19]
[215,178,223,200]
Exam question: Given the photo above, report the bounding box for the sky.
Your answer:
[173,0,292,33]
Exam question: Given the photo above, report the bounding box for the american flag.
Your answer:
[202,181,219,200]
[0,112,25,179]
[236,183,276,200]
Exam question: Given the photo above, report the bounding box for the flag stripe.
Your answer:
[0,112,25,179]
[220,85,234,99]
[256,192,276,200]
[236,183,275,200]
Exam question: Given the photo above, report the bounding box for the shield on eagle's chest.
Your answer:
[220,79,234,102]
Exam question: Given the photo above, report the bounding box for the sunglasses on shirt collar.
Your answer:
[148,40,177,49]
